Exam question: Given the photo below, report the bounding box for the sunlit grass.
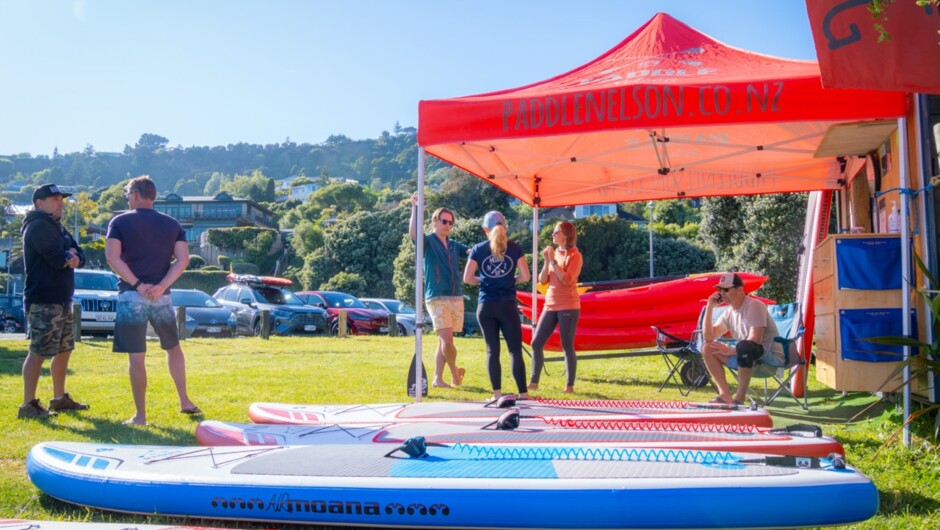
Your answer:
[1,335,938,529]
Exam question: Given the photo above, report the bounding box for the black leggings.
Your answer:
[529,309,580,387]
[477,299,527,394]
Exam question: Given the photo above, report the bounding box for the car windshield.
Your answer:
[74,272,119,291]
[171,291,221,308]
[383,300,414,314]
[321,292,367,309]
[255,286,305,306]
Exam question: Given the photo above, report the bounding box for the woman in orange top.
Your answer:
[527,221,582,393]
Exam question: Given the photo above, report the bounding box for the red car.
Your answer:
[295,291,390,335]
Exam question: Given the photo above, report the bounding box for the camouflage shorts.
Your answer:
[27,303,74,358]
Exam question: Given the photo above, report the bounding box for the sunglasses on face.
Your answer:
[719,287,732,293]
[438,218,454,225]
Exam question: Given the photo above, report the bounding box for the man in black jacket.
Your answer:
[19,183,89,419]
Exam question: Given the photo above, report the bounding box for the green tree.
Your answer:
[291,220,325,259]
[320,271,368,296]
[299,201,411,295]
[698,194,807,303]
[219,170,276,203]
[0,158,13,180]
[567,215,649,281]
[306,182,378,216]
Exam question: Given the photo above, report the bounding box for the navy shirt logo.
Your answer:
[481,255,513,278]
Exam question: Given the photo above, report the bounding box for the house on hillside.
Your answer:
[154,192,280,266]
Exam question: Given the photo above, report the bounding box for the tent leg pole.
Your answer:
[898,117,912,448]
[414,149,426,403]
[532,206,539,326]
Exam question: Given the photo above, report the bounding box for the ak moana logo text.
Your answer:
[211,493,450,518]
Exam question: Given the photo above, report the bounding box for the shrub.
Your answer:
[187,255,206,270]
[218,255,232,271]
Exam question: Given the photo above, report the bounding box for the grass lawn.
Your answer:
[1,334,938,529]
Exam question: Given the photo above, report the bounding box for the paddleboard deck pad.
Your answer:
[248,398,774,427]
[28,441,876,529]
[197,419,843,458]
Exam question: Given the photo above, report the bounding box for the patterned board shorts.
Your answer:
[27,303,74,357]
[112,291,180,353]
[425,296,464,332]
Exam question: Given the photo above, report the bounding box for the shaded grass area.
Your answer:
[1,335,938,529]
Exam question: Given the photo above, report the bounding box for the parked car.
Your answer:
[167,289,237,338]
[214,280,328,336]
[0,293,24,334]
[360,298,430,336]
[72,269,119,337]
[295,291,389,335]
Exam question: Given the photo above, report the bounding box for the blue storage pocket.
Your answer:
[835,238,902,290]
[839,308,917,362]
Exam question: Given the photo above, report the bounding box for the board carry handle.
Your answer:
[484,394,517,408]
[738,453,846,469]
[481,408,521,431]
[383,436,445,458]
[768,424,824,438]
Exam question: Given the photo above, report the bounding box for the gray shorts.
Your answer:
[27,303,74,357]
[112,291,179,353]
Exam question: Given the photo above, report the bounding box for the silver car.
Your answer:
[360,298,430,336]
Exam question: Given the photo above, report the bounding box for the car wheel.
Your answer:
[2,319,16,333]
[397,323,408,336]
[252,320,263,336]
[329,320,339,336]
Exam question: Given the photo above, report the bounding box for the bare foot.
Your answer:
[432,379,452,389]
[123,417,147,426]
[518,393,530,400]
[453,367,466,386]
[527,383,538,391]
[563,386,574,394]
[490,391,502,401]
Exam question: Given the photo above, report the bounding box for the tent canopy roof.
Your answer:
[418,13,907,207]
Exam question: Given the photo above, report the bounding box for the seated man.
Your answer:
[701,272,783,405]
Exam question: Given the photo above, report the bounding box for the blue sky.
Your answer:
[1,1,817,157]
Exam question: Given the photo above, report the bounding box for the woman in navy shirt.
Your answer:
[464,211,530,400]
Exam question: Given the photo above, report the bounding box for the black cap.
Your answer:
[33,184,72,202]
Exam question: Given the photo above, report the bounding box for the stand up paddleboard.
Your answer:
[248,398,774,427]
[0,520,235,530]
[28,441,877,529]
[196,419,842,458]
[225,273,292,287]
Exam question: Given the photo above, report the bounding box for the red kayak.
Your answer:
[518,272,768,315]
[522,319,699,352]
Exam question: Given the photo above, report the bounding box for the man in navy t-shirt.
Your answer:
[105,175,200,425]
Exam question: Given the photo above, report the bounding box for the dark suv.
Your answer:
[214,281,328,336]
[0,293,24,334]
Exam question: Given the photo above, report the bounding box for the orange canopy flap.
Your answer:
[417,13,908,207]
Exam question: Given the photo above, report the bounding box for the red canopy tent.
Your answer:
[408,13,908,401]
[418,12,907,207]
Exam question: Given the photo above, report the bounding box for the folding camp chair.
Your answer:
[651,304,729,396]
[651,324,709,396]
[725,302,808,410]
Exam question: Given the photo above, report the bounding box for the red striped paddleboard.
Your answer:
[197,419,840,458]
[248,398,773,427]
